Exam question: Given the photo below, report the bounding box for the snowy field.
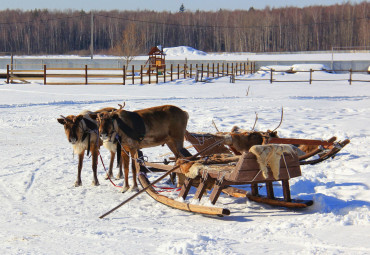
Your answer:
[0,49,369,254]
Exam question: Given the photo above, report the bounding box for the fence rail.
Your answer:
[4,61,255,85]
[232,68,369,85]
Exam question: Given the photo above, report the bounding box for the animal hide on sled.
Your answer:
[249,144,296,180]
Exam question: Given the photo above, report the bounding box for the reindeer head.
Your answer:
[95,111,119,141]
[57,115,84,144]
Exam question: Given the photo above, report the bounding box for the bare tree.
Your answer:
[115,23,144,67]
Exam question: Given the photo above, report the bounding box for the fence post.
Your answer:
[148,65,151,84]
[212,63,215,77]
[270,69,273,84]
[44,65,47,85]
[190,64,192,78]
[217,63,220,77]
[226,63,229,76]
[85,65,88,85]
[349,69,352,85]
[156,65,159,84]
[140,65,143,85]
[184,64,187,79]
[132,65,135,85]
[6,64,9,84]
[207,63,209,77]
[171,64,173,81]
[163,65,166,83]
[309,69,313,84]
[201,64,204,81]
[177,64,180,80]
[123,65,126,85]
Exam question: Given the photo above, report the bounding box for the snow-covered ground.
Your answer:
[0,50,369,254]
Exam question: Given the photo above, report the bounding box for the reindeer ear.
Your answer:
[57,118,66,125]
[89,113,98,120]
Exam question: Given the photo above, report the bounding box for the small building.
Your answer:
[147,45,165,69]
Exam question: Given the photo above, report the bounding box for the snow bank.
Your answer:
[164,46,207,56]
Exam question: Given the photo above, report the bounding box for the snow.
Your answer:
[1,51,370,254]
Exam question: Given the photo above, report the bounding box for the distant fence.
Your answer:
[231,68,369,85]
[4,61,255,85]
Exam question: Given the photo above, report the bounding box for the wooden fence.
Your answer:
[232,68,369,85]
[5,61,255,85]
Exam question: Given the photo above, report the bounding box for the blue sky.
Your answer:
[1,0,365,12]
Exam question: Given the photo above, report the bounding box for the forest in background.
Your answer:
[0,2,368,55]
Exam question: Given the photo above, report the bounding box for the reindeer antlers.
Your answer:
[271,107,284,132]
[118,102,126,110]
[252,112,258,131]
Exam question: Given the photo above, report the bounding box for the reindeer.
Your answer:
[57,107,119,187]
[95,105,190,192]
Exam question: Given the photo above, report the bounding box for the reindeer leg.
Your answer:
[120,149,131,193]
[91,145,100,186]
[75,153,84,187]
[105,151,115,180]
[128,149,139,192]
[116,148,128,180]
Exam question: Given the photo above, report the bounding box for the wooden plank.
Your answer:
[178,178,193,200]
[267,137,335,146]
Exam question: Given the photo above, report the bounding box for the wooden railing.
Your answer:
[231,68,370,85]
[5,61,255,85]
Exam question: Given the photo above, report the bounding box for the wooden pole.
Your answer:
[6,64,9,84]
[163,65,166,83]
[123,65,126,85]
[184,64,187,79]
[190,64,192,78]
[309,69,313,84]
[270,68,273,84]
[44,64,47,85]
[226,63,229,76]
[156,65,159,84]
[85,65,88,85]
[217,63,220,77]
[207,63,209,77]
[99,139,225,219]
[171,64,173,81]
[177,64,180,80]
[212,63,215,77]
[349,69,352,85]
[90,12,94,59]
[201,64,204,81]
[132,65,134,85]
[148,64,151,84]
[140,65,143,84]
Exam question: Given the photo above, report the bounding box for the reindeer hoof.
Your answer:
[120,186,129,193]
[74,181,82,187]
[105,173,113,180]
[115,174,123,180]
[129,186,139,192]
[92,180,100,186]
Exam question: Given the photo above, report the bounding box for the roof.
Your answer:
[148,46,165,56]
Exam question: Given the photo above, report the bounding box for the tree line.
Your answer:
[0,2,368,55]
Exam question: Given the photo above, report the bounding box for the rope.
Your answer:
[98,151,122,188]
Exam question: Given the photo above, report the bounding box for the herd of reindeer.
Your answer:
[57,104,312,193]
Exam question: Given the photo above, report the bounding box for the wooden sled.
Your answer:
[185,131,350,165]
[136,147,312,216]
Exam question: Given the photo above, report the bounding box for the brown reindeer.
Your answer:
[57,107,119,187]
[96,105,190,192]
